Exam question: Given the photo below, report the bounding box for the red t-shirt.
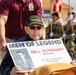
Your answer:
[0,0,42,39]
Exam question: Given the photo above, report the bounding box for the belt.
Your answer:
[6,37,17,41]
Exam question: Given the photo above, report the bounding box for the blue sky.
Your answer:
[62,0,76,13]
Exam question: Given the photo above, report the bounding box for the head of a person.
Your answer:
[17,51,26,63]
[17,51,25,59]
[52,12,60,22]
[25,15,44,41]
[72,12,76,19]
[68,12,76,18]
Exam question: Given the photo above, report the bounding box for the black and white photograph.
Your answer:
[9,48,35,72]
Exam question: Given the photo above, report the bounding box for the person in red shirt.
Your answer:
[0,0,42,63]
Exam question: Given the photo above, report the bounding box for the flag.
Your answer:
[52,0,63,13]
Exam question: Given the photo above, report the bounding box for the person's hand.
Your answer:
[70,61,76,66]
[10,66,23,75]
[48,18,53,24]
[62,33,66,39]
[1,40,7,52]
[50,32,54,37]
[71,33,75,38]
[68,14,73,21]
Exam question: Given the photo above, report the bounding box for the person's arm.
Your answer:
[0,15,8,51]
[0,51,14,75]
[34,0,42,18]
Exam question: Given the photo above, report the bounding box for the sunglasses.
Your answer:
[29,26,43,30]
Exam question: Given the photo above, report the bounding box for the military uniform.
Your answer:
[46,24,51,39]
[46,22,63,39]
[64,21,75,59]
[73,24,76,61]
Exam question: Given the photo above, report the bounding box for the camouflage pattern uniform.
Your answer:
[73,24,76,60]
[46,22,63,39]
[46,24,51,39]
[64,21,75,59]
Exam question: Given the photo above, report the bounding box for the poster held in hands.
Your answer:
[7,39,72,72]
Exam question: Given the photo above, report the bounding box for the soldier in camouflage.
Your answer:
[63,12,76,60]
[46,12,64,39]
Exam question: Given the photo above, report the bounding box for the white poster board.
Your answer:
[7,39,72,71]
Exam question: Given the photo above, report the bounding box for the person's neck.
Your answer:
[22,0,26,3]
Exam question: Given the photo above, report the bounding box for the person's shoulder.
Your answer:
[16,37,26,42]
[56,22,61,26]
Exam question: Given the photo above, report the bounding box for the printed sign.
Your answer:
[7,39,72,71]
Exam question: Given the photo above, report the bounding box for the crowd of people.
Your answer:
[46,12,76,60]
[0,0,76,75]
